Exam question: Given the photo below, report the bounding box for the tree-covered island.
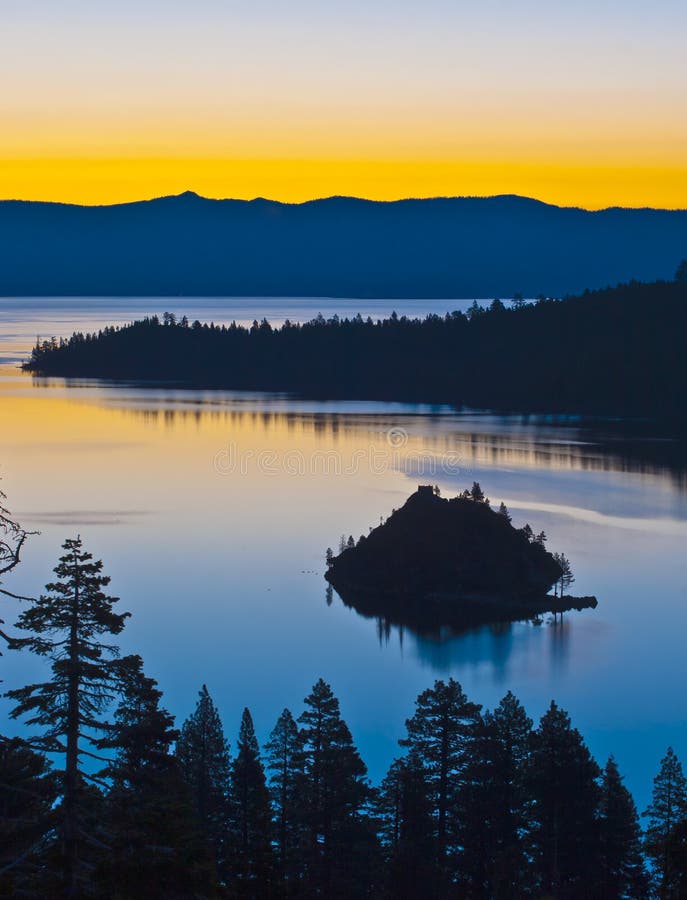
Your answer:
[326,484,596,629]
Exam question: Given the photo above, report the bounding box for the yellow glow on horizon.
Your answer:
[2,157,687,210]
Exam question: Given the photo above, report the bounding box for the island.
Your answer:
[325,484,597,630]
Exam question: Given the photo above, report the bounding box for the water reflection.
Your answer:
[8,374,687,491]
[2,364,687,809]
[329,585,574,681]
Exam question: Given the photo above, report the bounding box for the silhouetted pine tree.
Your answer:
[7,537,130,898]
[265,708,305,890]
[527,701,601,899]
[176,684,232,880]
[228,707,274,897]
[470,482,486,503]
[377,756,438,899]
[598,756,649,899]
[643,747,687,899]
[399,678,482,886]
[665,819,687,899]
[0,736,59,897]
[461,691,534,899]
[298,678,376,898]
[94,655,215,898]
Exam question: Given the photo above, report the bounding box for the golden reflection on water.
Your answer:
[2,372,685,491]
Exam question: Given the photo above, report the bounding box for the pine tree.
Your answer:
[96,655,176,780]
[265,708,305,887]
[497,502,511,522]
[176,684,232,879]
[556,553,575,596]
[665,820,687,899]
[94,655,215,898]
[298,678,375,898]
[470,481,485,503]
[7,537,130,898]
[377,756,438,899]
[463,691,534,899]
[644,746,687,899]
[528,701,601,899]
[400,678,482,881]
[0,736,59,896]
[599,756,649,899]
[228,707,274,896]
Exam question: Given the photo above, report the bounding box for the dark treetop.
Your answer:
[24,277,687,421]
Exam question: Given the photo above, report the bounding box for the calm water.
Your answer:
[1,297,686,811]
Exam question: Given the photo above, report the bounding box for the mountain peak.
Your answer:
[172,190,204,201]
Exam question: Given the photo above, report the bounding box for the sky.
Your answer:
[1,0,686,208]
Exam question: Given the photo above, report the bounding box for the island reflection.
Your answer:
[328,581,576,678]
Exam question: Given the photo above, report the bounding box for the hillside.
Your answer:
[1,193,686,297]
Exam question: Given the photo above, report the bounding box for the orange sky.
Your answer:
[2,0,686,209]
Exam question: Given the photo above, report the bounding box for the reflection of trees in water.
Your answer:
[548,614,572,674]
[113,401,687,488]
[327,584,573,680]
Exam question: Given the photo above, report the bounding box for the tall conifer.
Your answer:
[228,707,274,896]
[400,677,482,879]
[599,756,649,899]
[527,701,601,899]
[644,747,687,899]
[298,678,374,898]
[7,537,129,898]
[176,684,232,877]
[265,708,305,887]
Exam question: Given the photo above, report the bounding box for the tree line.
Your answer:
[1,508,687,898]
[24,270,687,422]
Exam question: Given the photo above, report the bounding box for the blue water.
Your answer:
[1,297,686,812]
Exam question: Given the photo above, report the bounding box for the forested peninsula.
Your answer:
[25,276,687,420]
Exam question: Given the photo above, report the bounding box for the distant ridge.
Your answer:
[1,193,686,297]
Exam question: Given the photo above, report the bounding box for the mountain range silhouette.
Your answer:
[1,193,686,297]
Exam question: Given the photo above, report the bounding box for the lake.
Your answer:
[1,297,686,811]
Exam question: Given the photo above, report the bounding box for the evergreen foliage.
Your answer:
[2,531,684,899]
[0,737,59,897]
[265,708,305,889]
[527,701,602,898]
[228,707,274,896]
[400,678,482,884]
[175,684,232,879]
[297,678,376,898]
[6,537,130,898]
[24,278,687,421]
[468,691,534,898]
[599,756,649,899]
[93,656,215,898]
[644,747,687,898]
